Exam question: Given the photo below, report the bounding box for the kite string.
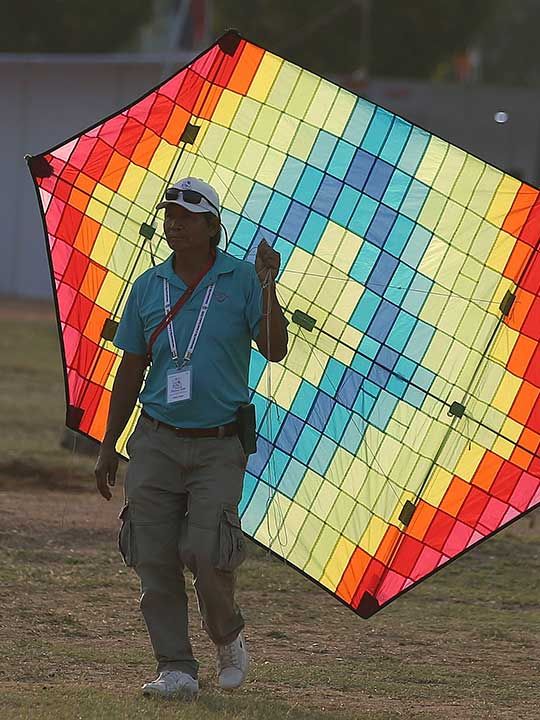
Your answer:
[178,147,290,555]
[167,113,539,575]
[270,273,407,509]
[275,269,502,305]
[262,266,288,557]
[181,146,292,552]
[294,323,403,505]
[194,147,450,572]
[74,50,235,453]
[192,147,401,535]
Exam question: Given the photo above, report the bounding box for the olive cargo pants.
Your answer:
[118,414,247,679]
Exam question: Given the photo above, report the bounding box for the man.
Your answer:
[94,177,288,700]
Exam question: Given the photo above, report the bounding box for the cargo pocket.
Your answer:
[118,503,135,567]
[215,505,246,572]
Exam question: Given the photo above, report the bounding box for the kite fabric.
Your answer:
[28,31,539,618]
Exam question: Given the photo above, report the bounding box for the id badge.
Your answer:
[167,366,192,403]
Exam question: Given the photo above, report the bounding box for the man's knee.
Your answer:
[139,563,185,605]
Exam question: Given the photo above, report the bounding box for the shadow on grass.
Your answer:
[0,458,92,492]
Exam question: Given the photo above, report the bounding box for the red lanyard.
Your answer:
[146,251,216,364]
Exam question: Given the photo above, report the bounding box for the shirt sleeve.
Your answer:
[113,282,147,355]
[245,264,263,340]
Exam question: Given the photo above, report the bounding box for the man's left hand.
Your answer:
[255,239,280,286]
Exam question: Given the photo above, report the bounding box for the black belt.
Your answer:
[141,409,238,438]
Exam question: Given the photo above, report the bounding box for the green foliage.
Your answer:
[479,0,540,86]
[0,0,153,52]
[7,0,530,86]
[370,0,495,78]
[213,0,500,78]
[214,0,367,76]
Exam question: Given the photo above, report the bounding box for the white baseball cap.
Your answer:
[156,177,220,217]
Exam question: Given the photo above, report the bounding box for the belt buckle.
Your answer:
[217,425,225,439]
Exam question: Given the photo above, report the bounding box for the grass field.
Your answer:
[0,299,538,720]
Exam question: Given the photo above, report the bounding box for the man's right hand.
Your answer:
[94,444,119,501]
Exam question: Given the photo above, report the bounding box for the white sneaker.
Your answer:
[142,670,199,699]
[216,630,249,690]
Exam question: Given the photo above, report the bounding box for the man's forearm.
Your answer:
[259,285,288,361]
[102,363,145,449]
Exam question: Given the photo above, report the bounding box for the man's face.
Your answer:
[163,204,217,253]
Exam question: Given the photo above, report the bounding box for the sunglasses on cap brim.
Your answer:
[164,188,219,214]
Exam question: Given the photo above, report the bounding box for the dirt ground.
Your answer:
[0,300,538,719]
[0,469,538,720]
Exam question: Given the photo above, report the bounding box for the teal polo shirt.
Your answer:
[113,249,263,428]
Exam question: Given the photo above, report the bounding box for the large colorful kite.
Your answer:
[28,31,539,617]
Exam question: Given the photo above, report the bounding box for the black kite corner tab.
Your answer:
[66,405,84,431]
[139,223,156,240]
[399,500,417,527]
[26,154,54,179]
[292,309,317,332]
[447,401,466,419]
[499,290,516,316]
[180,123,201,145]
[219,29,242,56]
[101,318,119,342]
[357,592,380,619]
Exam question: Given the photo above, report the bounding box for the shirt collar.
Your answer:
[156,249,236,291]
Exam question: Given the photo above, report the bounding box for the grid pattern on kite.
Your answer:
[31,33,539,615]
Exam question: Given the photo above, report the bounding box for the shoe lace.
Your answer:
[154,670,172,684]
[156,670,196,690]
